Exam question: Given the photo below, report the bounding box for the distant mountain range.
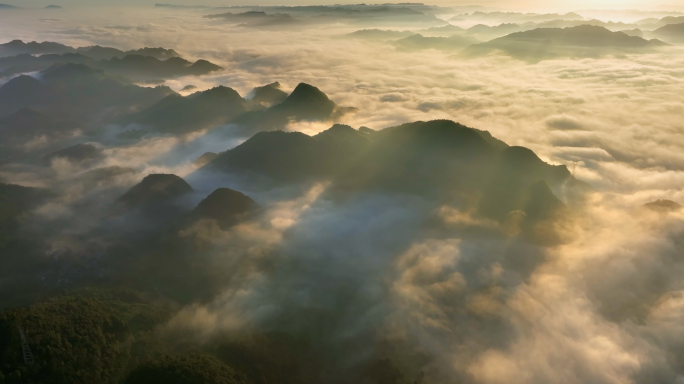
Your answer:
[652,22,684,43]
[87,118,583,246]
[0,41,222,81]
[123,82,353,135]
[0,63,174,122]
[0,53,221,80]
[249,81,288,106]
[464,25,668,62]
[0,40,180,59]
[232,83,355,133]
[205,11,301,28]
[200,120,584,238]
[204,5,447,28]
[454,11,584,23]
[0,3,61,9]
[418,24,465,37]
[122,86,248,134]
[464,23,524,39]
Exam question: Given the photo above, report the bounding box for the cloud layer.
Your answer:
[2,5,684,383]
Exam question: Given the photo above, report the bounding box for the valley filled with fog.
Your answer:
[0,3,683,384]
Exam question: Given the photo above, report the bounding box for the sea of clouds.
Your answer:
[2,5,684,383]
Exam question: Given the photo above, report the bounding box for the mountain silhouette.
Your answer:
[0,75,45,110]
[457,11,583,23]
[657,15,684,27]
[249,82,288,106]
[112,174,196,224]
[0,53,95,77]
[277,83,337,116]
[653,23,684,43]
[75,46,179,60]
[98,55,222,80]
[73,46,123,60]
[123,86,247,134]
[0,40,72,57]
[127,47,179,59]
[0,39,181,60]
[188,187,258,227]
[203,120,581,226]
[464,25,669,62]
[41,62,108,82]
[465,23,523,39]
[204,11,301,28]
[313,6,447,27]
[207,124,373,183]
[419,24,464,37]
[187,59,223,75]
[0,53,222,81]
[232,83,351,132]
[117,174,194,209]
[0,63,174,122]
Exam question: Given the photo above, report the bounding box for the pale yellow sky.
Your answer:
[5,0,684,12]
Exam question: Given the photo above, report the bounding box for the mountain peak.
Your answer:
[288,83,332,103]
[0,75,45,103]
[314,124,373,146]
[4,39,25,47]
[190,187,258,226]
[194,85,243,101]
[324,123,355,132]
[273,83,337,119]
[1,74,42,90]
[250,81,287,106]
[188,59,223,74]
[130,47,180,59]
[118,174,194,208]
[314,123,356,137]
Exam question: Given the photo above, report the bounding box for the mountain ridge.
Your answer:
[464,25,669,62]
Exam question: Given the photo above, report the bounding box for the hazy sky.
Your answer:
[6,0,684,12]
